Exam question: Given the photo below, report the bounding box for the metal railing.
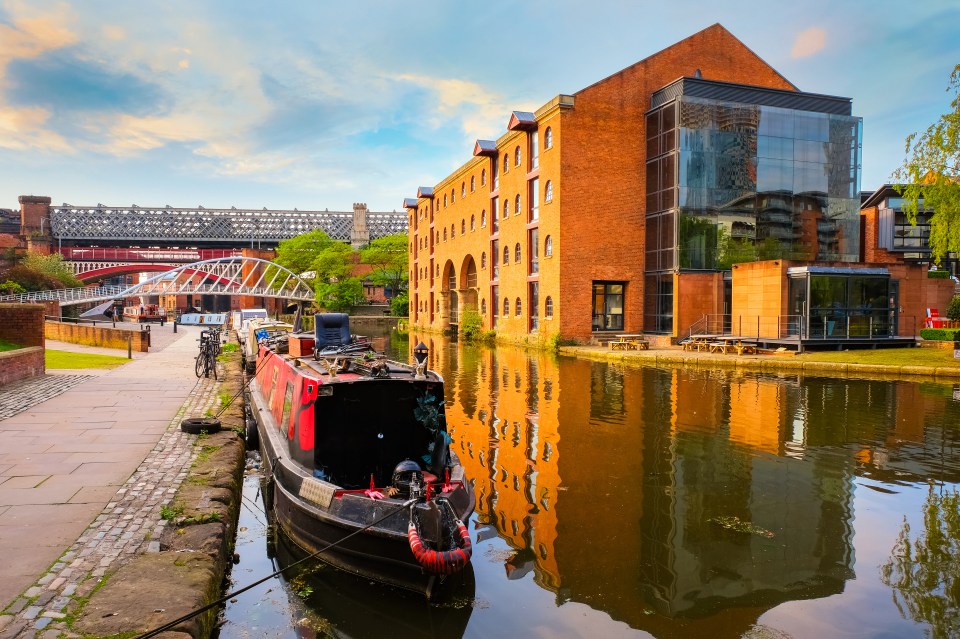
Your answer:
[688,313,921,340]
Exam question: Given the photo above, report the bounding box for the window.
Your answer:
[436,300,440,313]
[544,126,553,149]
[481,210,487,228]
[529,178,539,221]
[481,299,487,315]
[492,239,499,278]
[481,169,487,186]
[443,194,447,207]
[450,188,455,203]
[545,235,553,256]
[461,219,466,235]
[443,228,447,241]
[515,242,521,263]
[436,231,440,244]
[515,194,521,216]
[503,246,509,264]
[515,146,521,167]
[450,223,454,238]
[515,297,522,316]
[436,264,440,277]
[503,199,509,219]
[481,252,487,268]
[545,296,554,318]
[503,298,509,316]
[493,164,499,189]
[529,228,539,274]
[592,282,624,331]
[461,182,466,198]
[529,282,539,331]
[530,131,539,169]
[503,155,509,174]
[545,180,553,203]
[470,176,475,192]
[470,214,475,231]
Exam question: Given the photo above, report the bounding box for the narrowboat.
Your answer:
[247,313,475,599]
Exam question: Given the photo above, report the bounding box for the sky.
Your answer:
[0,0,957,214]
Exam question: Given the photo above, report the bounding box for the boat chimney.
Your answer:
[413,342,429,380]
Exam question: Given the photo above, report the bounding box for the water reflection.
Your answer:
[403,334,960,638]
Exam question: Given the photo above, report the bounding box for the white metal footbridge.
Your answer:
[0,257,314,307]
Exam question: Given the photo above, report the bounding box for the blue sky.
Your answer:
[0,0,957,213]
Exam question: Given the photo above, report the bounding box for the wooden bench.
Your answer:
[609,334,648,350]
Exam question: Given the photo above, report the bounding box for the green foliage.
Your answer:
[0,279,25,295]
[928,269,950,279]
[459,308,483,340]
[948,295,960,321]
[390,290,409,317]
[315,276,363,312]
[881,486,960,638]
[892,64,960,264]
[160,502,184,520]
[920,328,960,341]
[360,233,409,299]
[273,229,340,275]
[547,332,577,352]
[19,252,83,288]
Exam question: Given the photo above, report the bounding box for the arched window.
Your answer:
[481,169,487,186]
[503,155,509,173]
[503,199,509,219]
[545,235,553,257]
[515,297,522,316]
[436,264,440,277]
[545,296,554,318]
[443,194,448,207]
[443,228,447,241]
[481,210,486,227]
[450,223,455,237]
[503,246,509,264]
[436,300,440,313]
[450,188,455,203]
[544,126,553,149]
[470,176,475,192]
[461,219,466,235]
[481,299,487,315]
[503,298,509,316]
[515,243,521,263]
[470,215,475,231]
[514,194,521,215]
[515,146,521,167]
[545,180,553,203]
[436,231,440,244]
[481,252,487,268]
[461,182,466,198]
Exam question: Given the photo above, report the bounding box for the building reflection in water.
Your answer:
[404,335,960,637]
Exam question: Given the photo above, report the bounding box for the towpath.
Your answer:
[0,323,219,636]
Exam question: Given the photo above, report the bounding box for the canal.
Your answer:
[219,331,960,639]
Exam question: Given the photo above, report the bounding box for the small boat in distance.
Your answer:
[247,313,475,598]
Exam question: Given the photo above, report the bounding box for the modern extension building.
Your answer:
[404,24,951,344]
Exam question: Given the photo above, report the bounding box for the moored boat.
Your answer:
[247,313,475,598]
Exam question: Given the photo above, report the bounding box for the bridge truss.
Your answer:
[50,204,407,245]
[0,257,315,307]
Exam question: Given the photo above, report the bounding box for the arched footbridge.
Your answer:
[0,257,314,307]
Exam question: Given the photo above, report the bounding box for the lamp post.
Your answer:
[413,341,428,380]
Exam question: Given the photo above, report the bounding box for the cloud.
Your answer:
[791,27,826,59]
[0,104,69,151]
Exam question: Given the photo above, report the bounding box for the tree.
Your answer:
[892,64,960,264]
[1,252,83,291]
[273,229,340,275]
[360,233,408,300]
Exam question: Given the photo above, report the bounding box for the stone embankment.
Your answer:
[0,356,248,639]
[561,345,960,381]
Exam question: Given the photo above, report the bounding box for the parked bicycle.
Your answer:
[195,327,223,379]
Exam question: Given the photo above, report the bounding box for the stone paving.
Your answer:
[0,376,95,422]
[0,324,222,639]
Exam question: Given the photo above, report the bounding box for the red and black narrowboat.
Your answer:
[248,313,475,598]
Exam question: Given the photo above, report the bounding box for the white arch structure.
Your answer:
[0,257,315,307]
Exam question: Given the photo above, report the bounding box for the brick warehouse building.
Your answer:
[404,24,870,342]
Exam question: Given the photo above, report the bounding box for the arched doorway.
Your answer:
[441,261,457,328]
[459,255,479,319]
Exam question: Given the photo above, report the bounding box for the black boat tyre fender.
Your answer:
[407,502,472,575]
[180,417,222,434]
[244,415,259,450]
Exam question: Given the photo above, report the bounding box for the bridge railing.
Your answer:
[0,285,127,304]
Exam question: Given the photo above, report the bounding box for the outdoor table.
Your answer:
[609,334,648,350]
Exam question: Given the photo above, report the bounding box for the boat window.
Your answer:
[267,365,279,411]
[281,382,294,434]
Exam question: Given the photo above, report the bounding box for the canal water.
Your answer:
[219,331,960,639]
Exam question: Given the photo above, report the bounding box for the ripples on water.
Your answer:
[219,333,960,639]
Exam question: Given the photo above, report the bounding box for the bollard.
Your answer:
[173,320,177,334]
[127,333,132,359]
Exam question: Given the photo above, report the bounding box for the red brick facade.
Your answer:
[0,303,45,347]
[406,24,798,342]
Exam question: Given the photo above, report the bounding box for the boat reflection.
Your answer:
[406,334,960,637]
[269,525,475,639]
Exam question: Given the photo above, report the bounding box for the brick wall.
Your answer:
[0,303,45,346]
[0,347,44,386]
[675,272,724,337]
[44,321,150,352]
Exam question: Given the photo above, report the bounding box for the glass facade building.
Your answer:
[644,78,863,333]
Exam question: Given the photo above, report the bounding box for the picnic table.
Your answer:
[682,334,717,352]
[706,336,758,355]
[609,334,648,350]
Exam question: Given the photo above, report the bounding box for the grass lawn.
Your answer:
[799,347,960,367]
[45,349,130,369]
[0,338,21,352]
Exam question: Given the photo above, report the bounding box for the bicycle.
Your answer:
[195,328,223,379]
